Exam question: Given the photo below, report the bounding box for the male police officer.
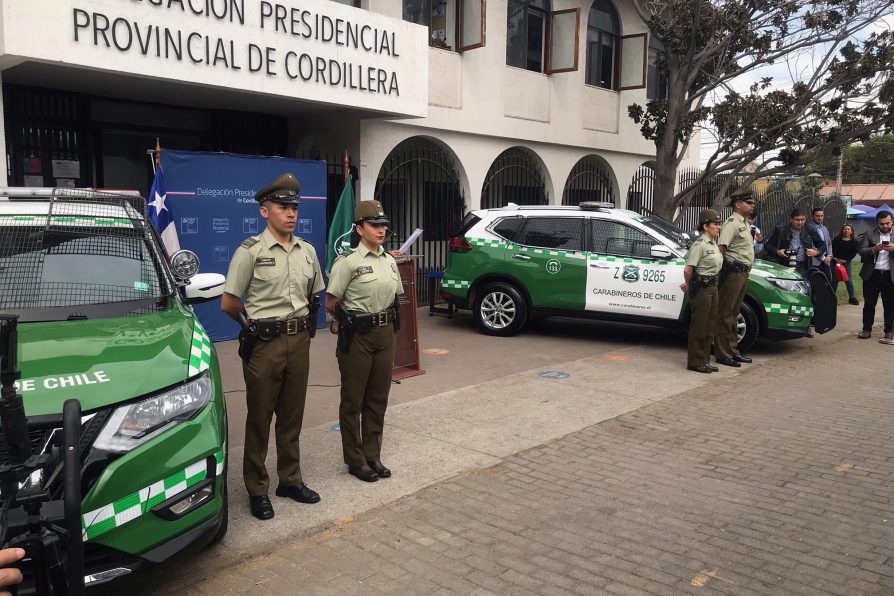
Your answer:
[221,172,324,520]
[715,192,756,367]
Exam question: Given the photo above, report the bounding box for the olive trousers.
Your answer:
[687,284,719,367]
[336,325,395,466]
[242,331,310,497]
[715,271,748,359]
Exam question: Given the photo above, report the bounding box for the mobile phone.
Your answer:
[884,240,891,246]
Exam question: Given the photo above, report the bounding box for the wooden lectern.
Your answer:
[392,256,424,380]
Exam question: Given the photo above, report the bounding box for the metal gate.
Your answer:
[481,148,547,208]
[626,165,655,213]
[374,137,464,306]
[562,155,616,205]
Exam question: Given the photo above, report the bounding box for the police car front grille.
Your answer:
[0,428,53,467]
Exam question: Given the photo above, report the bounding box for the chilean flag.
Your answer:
[147,165,180,256]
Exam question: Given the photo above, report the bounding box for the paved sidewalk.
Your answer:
[147,307,893,595]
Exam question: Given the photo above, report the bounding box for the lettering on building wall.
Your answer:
[71,1,401,96]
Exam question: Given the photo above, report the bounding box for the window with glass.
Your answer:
[518,217,584,251]
[404,0,457,50]
[647,36,668,99]
[591,219,655,259]
[586,0,620,89]
[506,0,550,72]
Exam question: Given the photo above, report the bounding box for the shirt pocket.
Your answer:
[253,264,280,282]
[289,254,315,281]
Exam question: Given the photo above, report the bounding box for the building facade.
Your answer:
[0,0,698,301]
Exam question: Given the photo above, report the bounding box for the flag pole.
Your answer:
[343,150,349,184]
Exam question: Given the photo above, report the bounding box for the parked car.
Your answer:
[440,202,829,350]
[0,188,227,589]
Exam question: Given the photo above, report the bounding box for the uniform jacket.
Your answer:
[858,228,894,282]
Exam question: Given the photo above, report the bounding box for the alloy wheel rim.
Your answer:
[481,292,516,329]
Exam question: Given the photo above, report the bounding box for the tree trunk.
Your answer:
[652,140,678,221]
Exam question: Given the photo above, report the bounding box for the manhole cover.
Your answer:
[538,371,570,379]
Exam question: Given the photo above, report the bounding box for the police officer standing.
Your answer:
[221,173,324,520]
[325,201,404,483]
[681,209,723,373]
[715,193,756,367]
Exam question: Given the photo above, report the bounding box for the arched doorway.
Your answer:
[374,137,465,305]
[481,147,548,209]
[626,163,655,213]
[562,155,616,205]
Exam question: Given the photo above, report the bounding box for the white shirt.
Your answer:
[878,232,891,271]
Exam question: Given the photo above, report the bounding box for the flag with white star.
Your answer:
[148,165,180,255]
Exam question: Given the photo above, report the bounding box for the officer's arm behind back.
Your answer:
[221,246,252,319]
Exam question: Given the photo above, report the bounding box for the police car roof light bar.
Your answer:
[578,201,615,211]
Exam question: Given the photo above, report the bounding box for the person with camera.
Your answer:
[832,223,860,305]
[715,193,756,367]
[681,209,723,373]
[325,200,404,483]
[857,210,894,344]
[764,208,825,276]
[221,173,325,520]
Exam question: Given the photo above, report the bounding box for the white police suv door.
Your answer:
[586,218,685,319]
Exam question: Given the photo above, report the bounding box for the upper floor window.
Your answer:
[586,0,620,89]
[404,0,457,50]
[647,36,668,99]
[506,0,550,73]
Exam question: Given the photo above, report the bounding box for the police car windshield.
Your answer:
[637,214,690,249]
[0,223,171,321]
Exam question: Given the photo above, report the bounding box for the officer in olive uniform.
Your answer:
[715,192,756,367]
[325,200,404,483]
[682,209,723,373]
[221,172,324,520]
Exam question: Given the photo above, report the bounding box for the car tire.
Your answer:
[474,282,527,336]
[737,301,759,353]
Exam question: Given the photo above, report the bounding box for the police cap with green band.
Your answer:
[354,200,390,224]
[729,190,755,207]
[699,209,722,226]
[255,172,301,205]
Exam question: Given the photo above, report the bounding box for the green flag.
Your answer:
[326,176,355,272]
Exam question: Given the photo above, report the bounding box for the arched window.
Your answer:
[506,0,550,73]
[647,35,668,99]
[404,0,457,51]
[586,0,620,89]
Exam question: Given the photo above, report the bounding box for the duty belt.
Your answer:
[697,275,719,286]
[724,260,751,273]
[249,315,310,340]
[352,308,397,328]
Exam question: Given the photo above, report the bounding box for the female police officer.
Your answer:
[681,209,723,373]
[325,200,404,482]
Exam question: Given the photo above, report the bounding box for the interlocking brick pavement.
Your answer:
[167,332,893,595]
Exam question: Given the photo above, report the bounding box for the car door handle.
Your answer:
[512,254,531,261]
[589,262,610,269]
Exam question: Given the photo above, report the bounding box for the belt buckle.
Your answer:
[374,312,387,327]
[286,319,298,335]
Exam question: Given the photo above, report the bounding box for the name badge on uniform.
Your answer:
[391,263,398,273]
[256,257,276,267]
[306,254,313,264]
[355,266,374,276]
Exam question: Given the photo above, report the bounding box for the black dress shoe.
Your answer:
[716,358,741,368]
[734,355,752,363]
[707,365,719,372]
[348,464,379,482]
[275,482,320,504]
[367,460,391,478]
[687,365,713,374]
[249,495,274,520]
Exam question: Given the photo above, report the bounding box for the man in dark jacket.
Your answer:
[764,208,826,275]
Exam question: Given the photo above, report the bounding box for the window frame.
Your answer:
[585,0,621,89]
[506,0,551,73]
[646,34,668,99]
[458,0,487,52]
[545,8,580,74]
[618,33,648,91]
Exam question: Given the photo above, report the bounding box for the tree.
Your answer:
[627,0,894,220]
[805,133,894,183]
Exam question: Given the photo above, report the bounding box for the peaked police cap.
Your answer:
[354,200,390,224]
[255,173,301,204]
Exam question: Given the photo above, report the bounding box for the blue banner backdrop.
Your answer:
[160,150,328,341]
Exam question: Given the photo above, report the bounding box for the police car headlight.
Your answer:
[769,277,810,295]
[93,373,212,453]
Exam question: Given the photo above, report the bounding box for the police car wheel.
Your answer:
[737,302,759,352]
[474,282,527,336]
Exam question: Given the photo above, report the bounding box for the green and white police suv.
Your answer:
[0,189,227,588]
[441,202,824,351]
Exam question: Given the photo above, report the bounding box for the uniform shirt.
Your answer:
[327,243,404,313]
[224,227,324,319]
[718,212,755,266]
[685,234,722,276]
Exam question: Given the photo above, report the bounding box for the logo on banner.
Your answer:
[180,217,198,235]
[213,246,230,262]
[545,259,561,274]
[622,265,639,283]
[243,218,259,234]
[212,218,230,233]
[298,219,312,234]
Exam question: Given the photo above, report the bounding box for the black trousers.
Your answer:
[862,270,894,333]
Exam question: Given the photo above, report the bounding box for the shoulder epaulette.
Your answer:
[296,236,314,248]
[241,237,259,248]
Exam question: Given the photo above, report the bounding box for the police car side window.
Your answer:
[517,218,583,251]
[591,220,654,259]
[490,217,523,242]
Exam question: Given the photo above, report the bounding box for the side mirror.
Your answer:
[650,245,673,259]
[183,273,226,304]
